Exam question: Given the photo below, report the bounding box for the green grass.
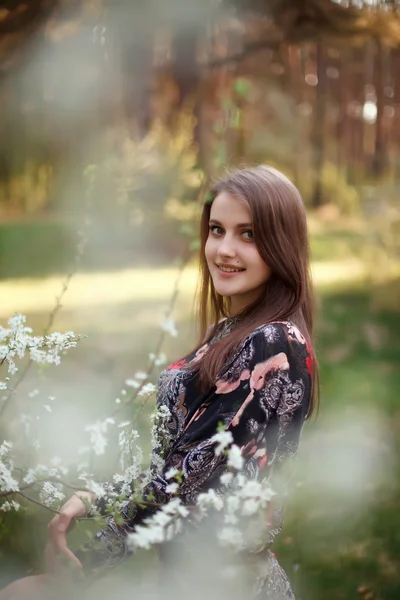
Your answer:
[276,285,400,600]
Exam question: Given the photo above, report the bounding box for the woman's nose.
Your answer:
[217,235,236,258]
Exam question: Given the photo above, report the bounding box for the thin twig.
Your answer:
[0,170,95,417]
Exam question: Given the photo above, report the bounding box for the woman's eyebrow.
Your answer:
[209,218,253,227]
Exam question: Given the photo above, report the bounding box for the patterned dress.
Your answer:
[76,319,312,599]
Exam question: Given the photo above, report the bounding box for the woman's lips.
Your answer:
[216,265,246,277]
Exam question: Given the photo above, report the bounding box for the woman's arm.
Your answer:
[74,322,313,572]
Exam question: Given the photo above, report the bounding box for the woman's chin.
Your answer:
[214,285,241,298]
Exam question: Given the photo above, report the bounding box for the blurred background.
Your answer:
[0,0,399,599]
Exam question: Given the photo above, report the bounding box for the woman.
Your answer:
[0,165,318,599]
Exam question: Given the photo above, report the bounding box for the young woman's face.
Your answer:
[205,191,271,315]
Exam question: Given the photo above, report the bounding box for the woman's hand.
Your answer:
[45,491,94,576]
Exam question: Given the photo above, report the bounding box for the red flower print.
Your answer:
[231,352,289,427]
[251,353,289,391]
[305,340,313,375]
[306,355,313,375]
[167,358,187,371]
[215,369,251,394]
[241,439,258,457]
[258,453,268,470]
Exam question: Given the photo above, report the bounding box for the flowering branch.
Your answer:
[0,165,95,417]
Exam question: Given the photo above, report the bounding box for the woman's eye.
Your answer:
[242,230,254,240]
[209,225,223,235]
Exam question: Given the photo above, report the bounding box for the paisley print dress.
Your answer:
[76,320,312,599]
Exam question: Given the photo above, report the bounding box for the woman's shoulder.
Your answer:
[247,320,307,346]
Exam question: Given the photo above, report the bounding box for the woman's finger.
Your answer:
[46,516,83,576]
[44,541,56,573]
[47,512,72,548]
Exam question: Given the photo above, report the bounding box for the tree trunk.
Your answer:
[311,40,326,208]
[371,38,386,177]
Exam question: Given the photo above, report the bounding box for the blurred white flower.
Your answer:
[148,352,167,366]
[165,482,179,494]
[137,383,156,397]
[84,417,115,455]
[0,500,20,512]
[211,430,233,456]
[165,467,179,480]
[220,472,233,486]
[0,441,19,492]
[125,379,140,388]
[218,526,243,547]
[241,498,260,516]
[161,317,178,338]
[227,445,244,471]
[134,371,148,380]
[197,489,224,513]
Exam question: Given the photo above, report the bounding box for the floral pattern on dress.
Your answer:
[76,321,312,600]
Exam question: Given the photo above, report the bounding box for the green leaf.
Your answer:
[233,78,250,98]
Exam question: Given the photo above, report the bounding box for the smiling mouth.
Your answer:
[217,265,246,273]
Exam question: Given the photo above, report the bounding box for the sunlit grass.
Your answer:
[0,259,377,319]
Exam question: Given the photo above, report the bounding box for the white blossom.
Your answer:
[84,418,115,455]
[134,371,148,380]
[137,383,156,397]
[0,441,19,492]
[85,480,106,499]
[128,523,165,550]
[128,498,188,551]
[165,467,179,480]
[241,498,261,516]
[220,472,233,486]
[22,463,68,485]
[118,428,141,473]
[218,527,244,547]
[211,430,233,456]
[161,317,178,338]
[226,495,240,514]
[165,482,179,494]
[148,352,167,366]
[39,482,65,507]
[196,489,224,513]
[125,379,140,389]
[224,513,239,525]
[227,444,244,470]
[0,500,21,512]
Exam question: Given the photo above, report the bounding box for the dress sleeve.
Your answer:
[218,322,312,552]
[76,322,312,571]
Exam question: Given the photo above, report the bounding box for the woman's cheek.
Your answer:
[204,239,215,264]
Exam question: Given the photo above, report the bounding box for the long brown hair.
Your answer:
[192,165,319,417]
